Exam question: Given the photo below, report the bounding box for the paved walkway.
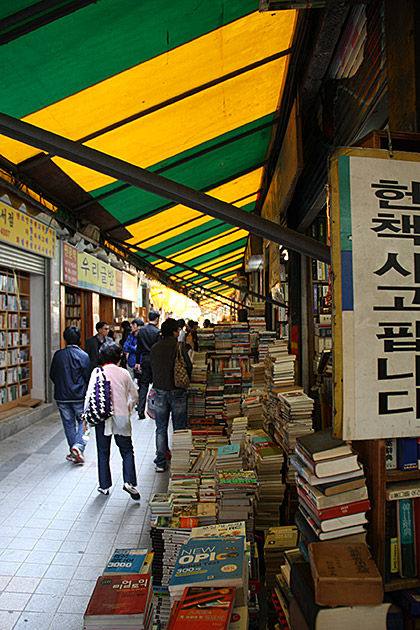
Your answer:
[0,409,167,629]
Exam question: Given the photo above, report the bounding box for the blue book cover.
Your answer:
[217,443,240,457]
[169,536,245,591]
[397,438,417,471]
[103,548,149,575]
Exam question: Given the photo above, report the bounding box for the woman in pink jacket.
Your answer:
[85,342,140,499]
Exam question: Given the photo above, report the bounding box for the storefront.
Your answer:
[0,198,56,411]
[61,241,138,346]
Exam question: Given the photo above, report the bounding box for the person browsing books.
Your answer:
[149,318,192,472]
[85,341,140,499]
[134,310,160,419]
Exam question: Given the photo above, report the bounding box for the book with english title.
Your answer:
[103,548,149,575]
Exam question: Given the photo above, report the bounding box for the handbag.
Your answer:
[174,342,190,389]
[81,367,114,425]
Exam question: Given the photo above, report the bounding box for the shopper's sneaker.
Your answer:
[65,453,76,462]
[71,446,84,463]
[155,465,167,473]
[123,483,140,500]
[97,487,110,495]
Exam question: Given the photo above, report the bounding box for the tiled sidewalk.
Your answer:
[0,409,167,629]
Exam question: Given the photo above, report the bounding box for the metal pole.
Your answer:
[0,113,331,263]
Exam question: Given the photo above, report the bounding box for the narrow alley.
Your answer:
[0,410,165,630]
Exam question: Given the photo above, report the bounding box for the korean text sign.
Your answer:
[0,201,56,258]
[331,149,420,439]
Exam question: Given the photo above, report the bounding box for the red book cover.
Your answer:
[171,586,236,630]
[297,487,370,521]
[84,573,152,621]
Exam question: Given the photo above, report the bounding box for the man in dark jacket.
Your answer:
[50,326,91,463]
[150,318,192,471]
[85,321,110,370]
[135,310,160,419]
[124,317,144,381]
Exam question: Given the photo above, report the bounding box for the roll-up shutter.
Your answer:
[0,242,45,275]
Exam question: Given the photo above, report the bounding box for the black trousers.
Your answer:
[137,360,153,416]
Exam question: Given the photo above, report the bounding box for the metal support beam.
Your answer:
[109,238,286,308]
[0,113,331,263]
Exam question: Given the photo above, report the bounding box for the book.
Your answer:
[397,498,417,578]
[385,500,399,583]
[314,475,366,496]
[308,542,383,606]
[229,606,248,630]
[103,548,149,575]
[296,475,368,510]
[84,573,152,627]
[295,445,360,478]
[168,536,246,602]
[386,479,420,500]
[385,438,397,470]
[290,562,389,630]
[290,455,364,486]
[169,586,236,630]
[296,505,366,541]
[297,486,370,522]
[296,428,352,462]
[392,588,420,616]
[301,501,368,532]
[397,438,418,471]
[189,521,246,540]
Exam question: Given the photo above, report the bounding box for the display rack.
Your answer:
[0,269,31,410]
[353,439,420,592]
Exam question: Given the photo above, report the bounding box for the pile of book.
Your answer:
[196,327,215,351]
[168,474,199,514]
[242,390,264,430]
[83,548,154,629]
[291,428,369,549]
[206,372,225,423]
[277,388,315,483]
[252,440,286,529]
[287,542,388,629]
[231,322,250,354]
[214,324,232,351]
[265,342,296,390]
[223,367,242,426]
[149,492,173,524]
[150,517,192,589]
[258,330,277,362]
[263,525,298,590]
[230,416,248,445]
[218,470,258,540]
[187,353,207,419]
[170,430,193,474]
[216,443,242,471]
[251,363,265,388]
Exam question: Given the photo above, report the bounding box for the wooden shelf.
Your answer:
[386,469,420,482]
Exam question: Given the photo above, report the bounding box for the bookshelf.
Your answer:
[63,287,86,345]
[353,439,420,592]
[0,269,31,410]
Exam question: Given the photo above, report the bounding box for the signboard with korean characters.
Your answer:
[62,241,124,298]
[330,148,420,439]
[0,201,56,258]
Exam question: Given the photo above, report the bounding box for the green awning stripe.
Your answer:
[1,0,257,118]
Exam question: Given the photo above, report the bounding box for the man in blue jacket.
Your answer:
[50,326,91,463]
[123,317,144,381]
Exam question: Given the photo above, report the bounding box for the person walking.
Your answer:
[150,318,192,472]
[86,341,140,499]
[50,326,91,463]
[119,320,132,369]
[135,310,160,419]
[85,321,110,370]
[124,317,144,381]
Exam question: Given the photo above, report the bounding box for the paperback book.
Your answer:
[103,548,149,575]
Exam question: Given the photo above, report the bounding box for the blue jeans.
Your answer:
[154,389,187,467]
[95,422,137,490]
[56,401,86,454]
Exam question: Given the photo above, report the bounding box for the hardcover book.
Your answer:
[169,586,236,630]
[397,437,418,471]
[296,475,369,510]
[290,455,364,487]
[295,445,360,478]
[84,573,152,627]
[297,487,370,522]
[103,548,149,575]
[308,542,383,606]
[397,499,417,578]
[296,428,352,462]
[386,480,420,501]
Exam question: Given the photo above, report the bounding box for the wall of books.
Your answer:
[0,268,31,410]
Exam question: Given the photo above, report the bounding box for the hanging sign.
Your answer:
[0,201,56,258]
[331,148,420,439]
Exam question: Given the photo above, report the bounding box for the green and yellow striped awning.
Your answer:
[0,0,296,305]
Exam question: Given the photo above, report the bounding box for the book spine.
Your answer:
[414,497,420,579]
[386,486,420,501]
[397,499,417,578]
[397,438,418,471]
[385,500,399,583]
[385,438,397,470]
[297,487,370,521]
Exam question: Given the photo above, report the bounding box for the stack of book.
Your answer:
[218,470,258,540]
[291,429,369,549]
[231,322,250,355]
[214,324,232,352]
[265,345,296,390]
[190,446,217,473]
[149,492,173,524]
[150,517,192,589]
[187,353,207,420]
[168,474,199,515]
[198,474,217,503]
[84,573,154,629]
[206,372,225,423]
[223,367,242,425]
[230,416,248,445]
[263,526,299,590]
[216,443,242,471]
[168,535,247,607]
[258,330,277,362]
[251,363,265,388]
[252,441,286,529]
[196,502,217,526]
[196,327,215,351]
[242,390,264,430]
[166,585,236,630]
[171,430,193,474]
